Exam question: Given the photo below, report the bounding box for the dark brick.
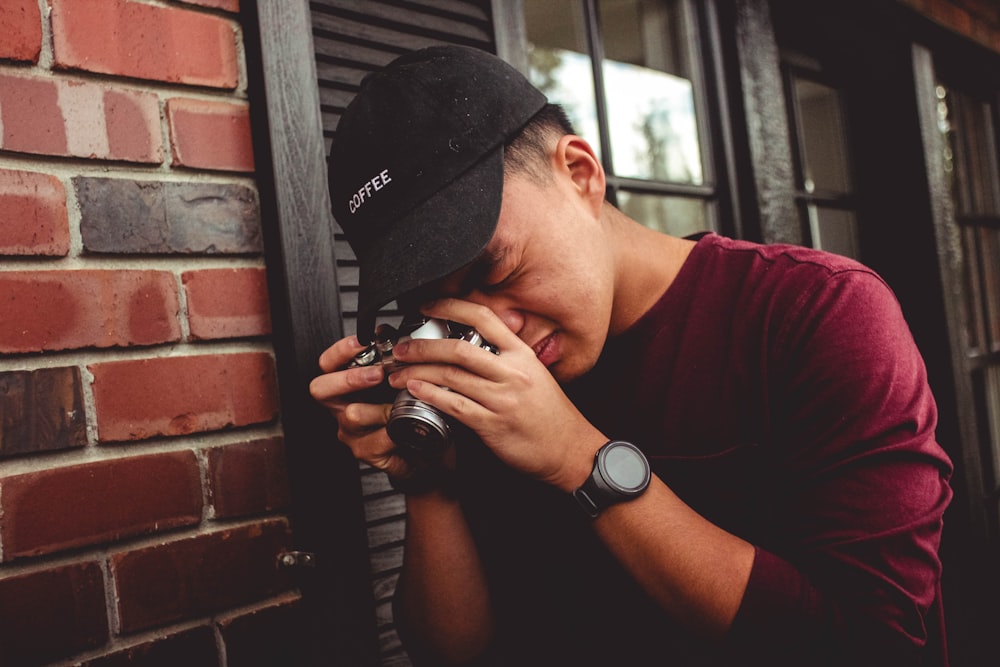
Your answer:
[75,177,261,255]
[1,451,203,560]
[0,561,109,667]
[112,520,293,634]
[220,597,311,667]
[208,437,291,519]
[80,626,218,667]
[0,366,87,459]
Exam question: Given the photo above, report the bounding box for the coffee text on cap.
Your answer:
[349,169,393,214]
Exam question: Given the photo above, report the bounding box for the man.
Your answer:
[310,45,953,666]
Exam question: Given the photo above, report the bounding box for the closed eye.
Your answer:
[457,245,513,296]
[481,266,517,293]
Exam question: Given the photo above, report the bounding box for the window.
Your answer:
[522,0,718,238]
[937,79,1000,534]
[783,55,860,259]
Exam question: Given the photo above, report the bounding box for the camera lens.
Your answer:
[386,389,451,459]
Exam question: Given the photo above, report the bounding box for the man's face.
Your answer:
[433,171,615,383]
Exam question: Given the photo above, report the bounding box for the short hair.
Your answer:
[503,103,576,181]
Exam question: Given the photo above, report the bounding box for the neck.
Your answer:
[606,206,696,336]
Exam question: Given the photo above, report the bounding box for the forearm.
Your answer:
[589,476,755,636]
[396,489,495,664]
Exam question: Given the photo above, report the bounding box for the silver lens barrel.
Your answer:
[386,389,451,458]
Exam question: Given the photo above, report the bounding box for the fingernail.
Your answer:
[394,340,409,355]
[364,367,382,382]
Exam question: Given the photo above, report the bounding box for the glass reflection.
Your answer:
[525,1,602,161]
[525,0,703,185]
[794,78,851,194]
[599,0,702,183]
[982,227,1000,352]
[616,191,711,237]
[603,61,702,182]
[807,205,859,259]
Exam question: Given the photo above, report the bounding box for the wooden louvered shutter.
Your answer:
[310,2,497,664]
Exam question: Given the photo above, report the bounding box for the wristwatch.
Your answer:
[573,440,651,518]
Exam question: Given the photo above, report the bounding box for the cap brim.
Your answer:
[355,146,503,343]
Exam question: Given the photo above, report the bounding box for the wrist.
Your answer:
[388,464,459,497]
[553,434,607,493]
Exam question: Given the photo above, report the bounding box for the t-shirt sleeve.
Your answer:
[727,267,953,665]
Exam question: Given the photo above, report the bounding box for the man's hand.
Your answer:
[385,298,606,492]
[308,335,417,480]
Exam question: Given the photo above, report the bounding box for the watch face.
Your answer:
[602,442,649,492]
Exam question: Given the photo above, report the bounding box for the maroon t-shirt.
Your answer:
[448,234,953,666]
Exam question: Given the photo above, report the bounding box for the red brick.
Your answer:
[0,168,70,256]
[89,352,280,442]
[0,561,109,666]
[80,626,218,667]
[51,0,238,89]
[0,366,87,459]
[167,98,255,172]
[0,270,181,354]
[0,0,42,63]
[208,437,291,519]
[0,72,162,163]
[183,268,272,340]
[112,520,293,633]
[0,451,203,560]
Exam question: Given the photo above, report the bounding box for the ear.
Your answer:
[553,134,606,216]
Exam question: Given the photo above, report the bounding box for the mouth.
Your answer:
[532,332,559,367]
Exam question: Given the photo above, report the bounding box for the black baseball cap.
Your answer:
[327,45,547,343]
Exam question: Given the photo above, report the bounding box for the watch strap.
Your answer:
[573,440,650,518]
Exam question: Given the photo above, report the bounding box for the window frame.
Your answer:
[497,0,739,238]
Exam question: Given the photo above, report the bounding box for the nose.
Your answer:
[466,290,524,335]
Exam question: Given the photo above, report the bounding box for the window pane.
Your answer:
[982,227,1000,352]
[524,1,602,161]
[962,226,986,352]
[616,192,712,237]
[983,365,1000,491]
[948,90,1000,216]
[794,78,851,194]
[598,0,703,183]
[808,205,859,259]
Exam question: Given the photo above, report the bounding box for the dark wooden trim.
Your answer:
[490,0,527,71]
[729,0,800,245]
[242,1,380,664]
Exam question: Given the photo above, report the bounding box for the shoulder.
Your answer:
[697,234,878,283]
[688,234,898,330]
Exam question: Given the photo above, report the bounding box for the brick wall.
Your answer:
[0,1,302,666]
[898,0,1000,53]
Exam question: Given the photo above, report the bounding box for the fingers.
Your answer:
[317,335,368,373]
[337,402,408,473]
[309,362,385,406]
[421,299,527,354]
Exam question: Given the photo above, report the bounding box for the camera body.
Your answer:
[349,317,498,460]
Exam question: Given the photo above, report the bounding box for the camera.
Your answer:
[349,317,498,460]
